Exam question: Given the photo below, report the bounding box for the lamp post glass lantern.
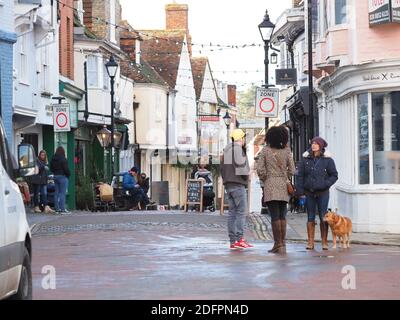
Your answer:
[96,126,111,180]
[271,52,278,65]
[259,9,275,132]
[223,111,231,143]
[105,55,119,178]
[113,129,122,148]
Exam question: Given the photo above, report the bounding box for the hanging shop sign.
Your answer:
[393,0,400,22]
[368,0,400,24]
[275,68,298,86]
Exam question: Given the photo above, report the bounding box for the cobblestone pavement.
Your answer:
[31,211,400,300]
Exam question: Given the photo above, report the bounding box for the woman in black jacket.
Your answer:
[296,137,338,250]
[50,146,71,214]
[31,150,54,213]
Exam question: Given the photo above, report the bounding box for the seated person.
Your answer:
[137,173,150,195]
[122,167,151,209]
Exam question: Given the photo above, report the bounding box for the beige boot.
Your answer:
[33,206,41,213]
[306,222,315,250]
[44,205,55,214]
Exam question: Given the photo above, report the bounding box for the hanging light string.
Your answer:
[56,0,264,50]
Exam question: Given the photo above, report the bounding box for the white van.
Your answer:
[0,118,37,300]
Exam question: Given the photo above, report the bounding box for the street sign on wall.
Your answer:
[369,0,391,25]
[53,103,71,132]
[255,87,279,118]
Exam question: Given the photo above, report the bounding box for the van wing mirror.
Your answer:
[18,144,38,177]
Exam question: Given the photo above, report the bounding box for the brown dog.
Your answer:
[324,209,352,249]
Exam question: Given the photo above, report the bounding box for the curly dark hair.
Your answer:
[265,126,289,149]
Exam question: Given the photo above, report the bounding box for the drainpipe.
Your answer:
[166,91,170,164]
[84,61,89,122]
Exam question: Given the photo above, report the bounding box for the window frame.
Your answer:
[357,91,400,186]
[87,55,99,88]
[19,34,28,84]
[334,0,347,26]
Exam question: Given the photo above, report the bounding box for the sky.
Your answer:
[119,0,292,91]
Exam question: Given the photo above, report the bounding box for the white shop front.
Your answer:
[318,61,400,233]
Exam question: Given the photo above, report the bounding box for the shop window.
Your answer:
[372,92,400,184]
[358,94,369,184]
[358,92,400,185]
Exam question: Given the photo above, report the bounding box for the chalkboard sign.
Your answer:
[184,179,204,212]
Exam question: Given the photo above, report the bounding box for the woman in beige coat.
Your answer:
[256,126,295,254]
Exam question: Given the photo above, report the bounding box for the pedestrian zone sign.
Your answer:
[53,103,71,132]
[255,87,279,118]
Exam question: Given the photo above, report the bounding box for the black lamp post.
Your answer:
[223,111,231,144]
[258,9,275,132]
[105,55,118,178]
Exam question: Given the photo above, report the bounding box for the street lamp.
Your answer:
[223,111,231,143]
[258,9,275,131]
[270,52,278,65]
[96,126,111,179]
[105,55,119,178]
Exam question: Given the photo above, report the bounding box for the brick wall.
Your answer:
[227,85,237,106]
[83,0,121,46]
[292,0,302,7]
[59,0,74,79]
[165,3,192,55]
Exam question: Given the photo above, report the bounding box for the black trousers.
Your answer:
[266,201,287,222]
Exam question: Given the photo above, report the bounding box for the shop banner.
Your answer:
[369,0,391,25]
[393,0,400,22]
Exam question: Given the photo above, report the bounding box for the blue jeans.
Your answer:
[33,184,48,207]
[129,187,149,206]
[54,175,68,211]
[226,184,248,244]
[306,191,330,222]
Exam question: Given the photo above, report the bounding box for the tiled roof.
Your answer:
[138,29,186,88]
[119,20,142,40]
[191,57,207,100]
[120,59,167,87]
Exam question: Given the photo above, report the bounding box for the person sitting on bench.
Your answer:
[122,167,152,209]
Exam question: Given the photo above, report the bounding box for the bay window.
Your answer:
[335,0,347,25]
[358,91,400,185]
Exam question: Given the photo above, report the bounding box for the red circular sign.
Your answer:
[259,97,275,113]
[56,112,68,128]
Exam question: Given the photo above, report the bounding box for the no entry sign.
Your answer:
[255,87,279,118]
[53,103,71,132]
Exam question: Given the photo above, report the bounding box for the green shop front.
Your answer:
[42,81,84,210]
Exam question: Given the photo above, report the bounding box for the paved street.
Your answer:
[29,211,400,300]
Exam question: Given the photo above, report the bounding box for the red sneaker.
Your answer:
[238,238,254,248]
[230,242,243,250]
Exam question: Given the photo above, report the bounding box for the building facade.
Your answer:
[314,0,400,233]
